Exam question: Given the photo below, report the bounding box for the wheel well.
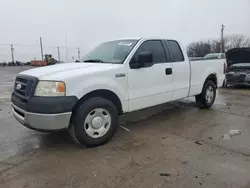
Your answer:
[205,74,217,87]
[71,89,123,119]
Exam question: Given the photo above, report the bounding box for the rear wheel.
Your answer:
[196,80,216,108]
[222,80,227,87]
[71,97,119,147]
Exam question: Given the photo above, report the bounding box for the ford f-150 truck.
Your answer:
[11,38,225,147]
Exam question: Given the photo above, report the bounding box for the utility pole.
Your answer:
[10,44,14,62]
[57,47,61,62]
[77,47,80,60]
[221,24,225,53]
[40,37,44,61]
[65,29,68,62]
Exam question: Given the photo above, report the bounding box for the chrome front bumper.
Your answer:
[12,103,72,131]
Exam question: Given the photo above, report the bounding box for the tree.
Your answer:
[187,34,250,57]
[187,41,212,57]
[210,40,221,53]
[224,34,250,50]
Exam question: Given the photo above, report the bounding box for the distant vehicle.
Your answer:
[203,53,226,60]
[11,38,225,147]
[31,54,57,66]
[189,57,203,61]
[0,62,6,66]
[225,48,250,86]
[226,63,250,86]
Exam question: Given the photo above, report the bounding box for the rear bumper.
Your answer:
[12,103,72,131]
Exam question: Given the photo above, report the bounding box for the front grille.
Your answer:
[13,75,38,103]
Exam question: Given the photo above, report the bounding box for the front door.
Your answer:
[127,40,173,112]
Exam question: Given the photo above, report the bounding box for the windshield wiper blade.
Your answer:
[83,59,104,63]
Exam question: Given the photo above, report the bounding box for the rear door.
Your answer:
[127,40,173,111]
[165,40,190,100]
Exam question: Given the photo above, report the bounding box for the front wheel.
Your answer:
[71,97,119,147]
[195,80,216,109]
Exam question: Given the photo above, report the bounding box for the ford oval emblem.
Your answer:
[16,83,22,90]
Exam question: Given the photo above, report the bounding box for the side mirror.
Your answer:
[130,51,153,69]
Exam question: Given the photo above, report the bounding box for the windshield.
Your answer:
[81,39,138,64]
[203,53,220,59]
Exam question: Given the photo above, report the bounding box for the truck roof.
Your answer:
[109,37,177,41]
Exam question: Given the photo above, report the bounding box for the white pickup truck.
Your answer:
[11,38,225,147]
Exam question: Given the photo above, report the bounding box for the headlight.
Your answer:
[34,81,66,96]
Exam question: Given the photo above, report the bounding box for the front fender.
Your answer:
[66,77,128,103]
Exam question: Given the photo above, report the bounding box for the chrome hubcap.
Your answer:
[84,108,111,138]
[205,86,214,104]
[91,116,103,129]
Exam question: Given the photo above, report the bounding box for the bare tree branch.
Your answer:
[187,34,250,57]
[225,34,250,50]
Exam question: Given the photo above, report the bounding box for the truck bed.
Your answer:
[189,58,225,96]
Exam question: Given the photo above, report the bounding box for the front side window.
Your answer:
[81,40,138,64]
[133,40,166,63]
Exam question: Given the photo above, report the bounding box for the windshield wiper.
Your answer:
[83,59,104,63]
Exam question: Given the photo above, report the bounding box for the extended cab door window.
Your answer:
[130,40,167,67]
[166,40,184,62]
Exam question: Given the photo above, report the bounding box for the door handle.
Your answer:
[165,68,172,75]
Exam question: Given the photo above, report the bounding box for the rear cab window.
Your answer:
[165,40,184,62]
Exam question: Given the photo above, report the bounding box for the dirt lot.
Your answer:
[1,67,250,188]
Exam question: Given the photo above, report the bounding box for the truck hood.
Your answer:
[226,48,250,67]
[19,63,115,80]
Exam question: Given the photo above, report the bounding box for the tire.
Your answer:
[222,80,225,87]
[71,97,119,147]
[195,80,216,109]
[222,80,227,88]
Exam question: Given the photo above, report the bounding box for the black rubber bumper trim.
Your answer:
[11,93,78,114]
[23,123,66,133]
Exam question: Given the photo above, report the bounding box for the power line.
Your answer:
[0,44,38,47]
[0,44,78,48]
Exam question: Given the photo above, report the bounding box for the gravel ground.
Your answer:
[1,66,250,188]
